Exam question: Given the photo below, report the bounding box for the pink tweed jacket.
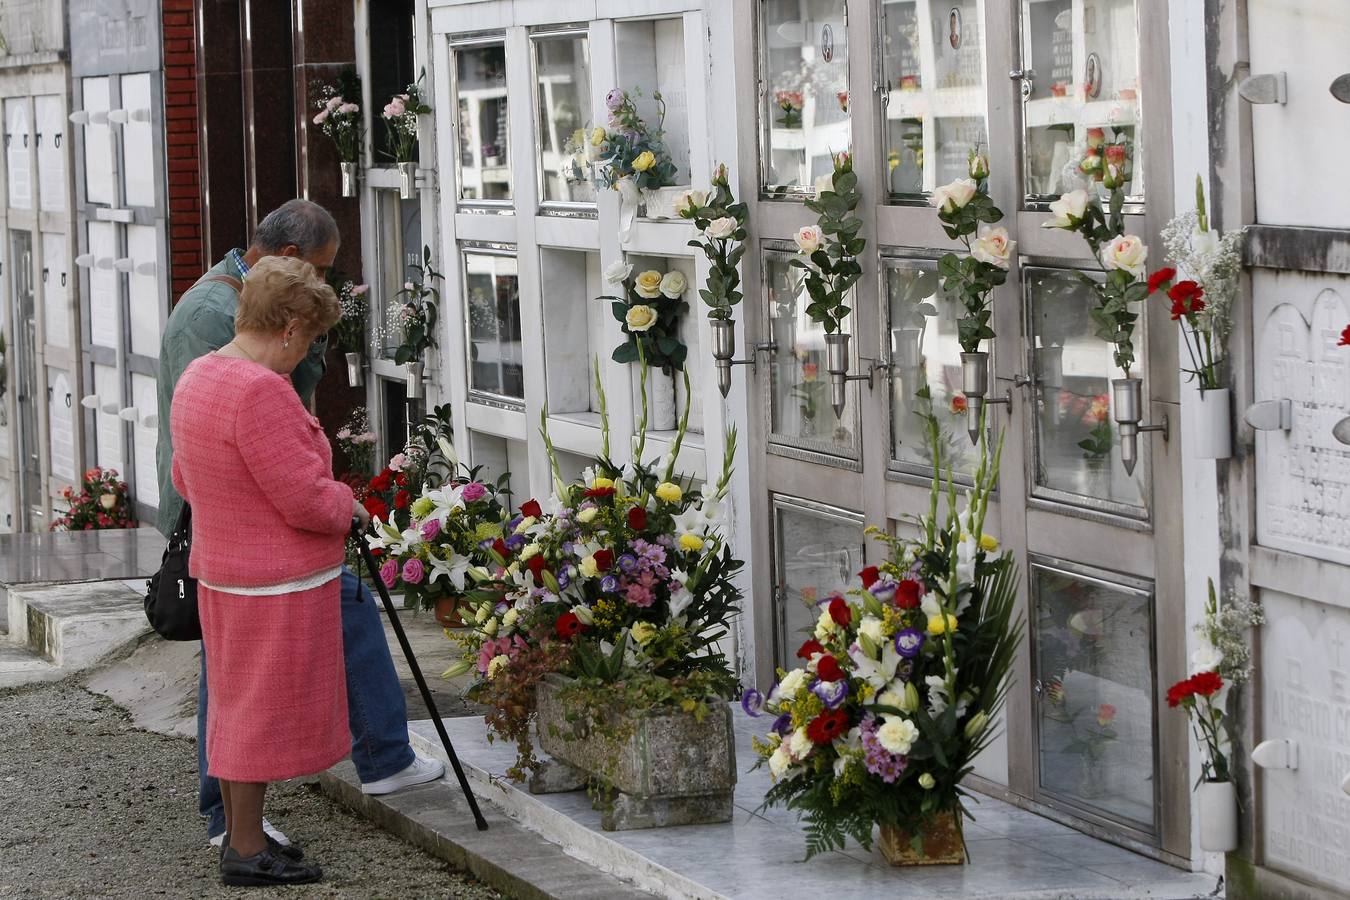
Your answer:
[171,354,353,588]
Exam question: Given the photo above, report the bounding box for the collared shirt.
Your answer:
[154,250,329,536]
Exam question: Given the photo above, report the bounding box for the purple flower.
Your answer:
[894,628,925,658]
[741,688,765,717]
[379,558,399,588]
[420,518,442,540]
[401,558,425,584]
[859,715,908,783]
[504,534,526,551]
[461,482,487,502]
[811,679,850,710]
[771,713,792,737]
[605,88,624,110]
[557,569,571,589]
[869,579,898,603]
[600,575,619,593]
[618,553,639,573]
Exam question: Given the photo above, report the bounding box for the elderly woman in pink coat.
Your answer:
[172,255,370,887]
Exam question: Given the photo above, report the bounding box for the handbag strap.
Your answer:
[168,503,192,551]
[198,273,243,294]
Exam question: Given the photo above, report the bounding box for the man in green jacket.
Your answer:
[157,199,443,852]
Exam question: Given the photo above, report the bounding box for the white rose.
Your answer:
[674,189,706,216]
[603,260,633,284]
[813,173,835,199]
[704,217,737,240]
[971,225,1015,270]
[768,744,792,778]
[1099,234,1149,279]
[789,727,813,758]
[659,270,687,299]
[814,608,837,640]
[794,225,824,255]
[876,716,919,755]
[931,178,978,213]
[777,668,808,700]
[1043,189,1089,229]
[858,616,886,646]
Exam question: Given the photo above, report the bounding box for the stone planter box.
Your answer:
[530,673,736,831]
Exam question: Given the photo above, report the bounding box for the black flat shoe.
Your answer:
[220,833,305,862]
[219,846,322,886]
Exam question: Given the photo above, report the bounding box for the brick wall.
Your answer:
[163,0,204,303]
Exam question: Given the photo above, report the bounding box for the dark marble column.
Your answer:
[240,0,298,231]
[195,0,247,262]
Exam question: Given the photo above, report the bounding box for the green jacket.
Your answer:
[154,251,328,536]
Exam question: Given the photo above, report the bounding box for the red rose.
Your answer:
[796,638,824,660]
[395,472,409,487]
[371,547,383,558]
[827,596,852,628]
[555,611,585,640]
[895,579,923,610]
[815,655,846,682]
[858,566,880,590]
[363,496,389,520]
[806,709,849,744]
[526,554,548,574]
[593,549,614,572]
[1339,324,1350,347]
[520,499,543,519]
[627,506,648,530]
[585,486,617,499]
[1189,670,1224,697]
[1147,267,1176,295]
[393,490,411,509]
[492,538,510,560]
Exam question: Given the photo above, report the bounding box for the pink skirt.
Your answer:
[199,580,350,782]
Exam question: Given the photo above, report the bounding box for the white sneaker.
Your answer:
[207,818,291,848]
[360,755,445,796]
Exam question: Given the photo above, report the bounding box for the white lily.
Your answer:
[848,640,901,689]
[428,553,471,591]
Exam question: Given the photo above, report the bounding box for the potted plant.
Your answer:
[389,246,441,399]
[329,273,369,386]
[382,74,432,199]
[679,165,751,397]
[312,69,365,196]
[594,89,683,232]
[743,411,1023,864]
[931,151,1012,444]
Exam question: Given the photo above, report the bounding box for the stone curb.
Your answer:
[317,760,655,900]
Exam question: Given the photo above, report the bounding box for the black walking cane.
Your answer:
[352,520,489,831]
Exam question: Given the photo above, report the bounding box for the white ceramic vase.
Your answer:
[1197,779,1238,853]
[1192,387,1232,460]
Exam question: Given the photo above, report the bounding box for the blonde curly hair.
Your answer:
[236,255,340,337]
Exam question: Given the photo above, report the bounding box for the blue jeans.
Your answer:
[198,566,414,838]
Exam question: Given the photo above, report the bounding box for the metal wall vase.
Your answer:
[340,162,359,198]
[1111,377,1168,476]
[397,162,417,199]
[345,352,365,387]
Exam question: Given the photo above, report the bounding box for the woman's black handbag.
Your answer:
[144,504,201,641]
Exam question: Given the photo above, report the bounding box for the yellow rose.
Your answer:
[979,534,999,552]
[634,270,664,299]
[927,613,959,636]
[678,533,705,552]
[590,126,607,147]
[655,482,683,503]
[919,773,936,790]
[576,507,598,524]
[632,150,656,172]
[631,622,658,646]
[624,304,659,332]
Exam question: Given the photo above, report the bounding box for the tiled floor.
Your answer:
[410,711,1222,900]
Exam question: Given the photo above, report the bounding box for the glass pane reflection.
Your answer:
[1020,0,1142,204]
[765,251,856,452]
[1027,267,1145,509]
[535,34,596,205]
[880,0,988,200]
[456,43,511,202]
[465,252,524,400]
[885,258,980,474]
[375,194,422,358]
[773,501,865,670]
[759,0,850,195]
[1033,563,1156,831]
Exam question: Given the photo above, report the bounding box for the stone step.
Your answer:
[0,642,60,689]
[7,580,150,670]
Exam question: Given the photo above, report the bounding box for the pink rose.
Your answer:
[402,558,425,584]
[420,519,441,540]
[380,559,399,588]
[461,482,487,502]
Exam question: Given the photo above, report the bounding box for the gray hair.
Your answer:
[251,199,340,256]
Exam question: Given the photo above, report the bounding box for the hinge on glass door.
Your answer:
[1009,69,1036,102]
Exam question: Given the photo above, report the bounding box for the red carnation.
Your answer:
[1189,670,1224,697]
[1147,267,1176,295]
[593,549,614,572]
[393,490,411,509]
[627,506,648,530]
[585,485,617,499]
[1167,280,1205,320]
[859,566,880,589]
[368,472,392,492]
[526,554,548,576]
[363,496,389,520]
[895,579,923,610]
[827,596,852,628]
[555,611,586,640]
[520,499,543,519]
[491,538,510,560]
[395,472,409,487]
[796,638,824,660]
[1339,324,1350,347]
[815,655,846,682]
[806,709,850,744]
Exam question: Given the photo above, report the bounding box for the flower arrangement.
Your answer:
[793,151,864,334]
[51,467,137,531]
[328,272,369,355]
[1042,136,1148,377]
[931,152,1012,353]
[312,70,364,163]
[742,412,1023,859]
[775,90,804,128]
[335,407,378,474]
[677,164,749,322]
[600,260,689,374]
[1147,177,1247,391]
[375,361,743,779]
[594,89,678,193]
[382,76,432,164]
[389,245,441,366]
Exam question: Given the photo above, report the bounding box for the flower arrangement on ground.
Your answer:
[742,412,1022,861]
[1042,136,1147,377]
[359,404,456,530]
[600,259,689,374]
[594,89,678,193]
[793,151,864,334]
[931,152,1012,353]
[51,467,137,531]
[328,272,369,356]
[387,245,441,366]
[312,69,364,163]
[335,407,378,474]
[678,164,749,322]
[382,76,432,163]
